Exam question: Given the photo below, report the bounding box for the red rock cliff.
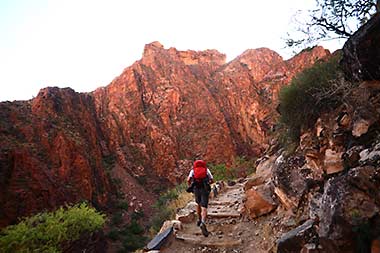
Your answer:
[0,43,329,227]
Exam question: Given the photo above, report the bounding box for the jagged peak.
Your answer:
[143,41,165,58]
[286,46,331,69]
[141,41,226,66]
[238,47,282,60]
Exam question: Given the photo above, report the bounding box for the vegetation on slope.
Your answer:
[0,203,105,253]
[278,52,355,142]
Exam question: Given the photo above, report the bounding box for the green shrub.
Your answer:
[116,201,129,211]
[231,156,256,177]
[150,207,173,233]
[278,53,346,141]
[131,210,144,220]
[119,220,147,252]
[111,211,123,225]
[0,203,105,253]
[107,229,120,241]
[149,183,188,233]
[208,163,230,181]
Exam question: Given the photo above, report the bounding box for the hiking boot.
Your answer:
[200,222,209,237]
[196,220,202,227]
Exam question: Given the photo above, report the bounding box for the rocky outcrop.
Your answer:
[341,14,380,81]
[270,15,380,250]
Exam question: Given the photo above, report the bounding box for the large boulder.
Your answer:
[244,182,277,218]
[318,167,380,252]
[277,219,318,253]
[273,154,309,210]
[341,14,380,81]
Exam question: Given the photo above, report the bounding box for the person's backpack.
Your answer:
[193,160,208,183]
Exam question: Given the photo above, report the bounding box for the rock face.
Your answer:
[341,13,380,81]
[0,88,112,227]
[267,14,380,252]
[0,43,329,227]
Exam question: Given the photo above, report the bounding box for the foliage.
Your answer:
[208,156,256,181]
[109,221,147,252]
[0,203,105,253]
[286,0,378,49]
[116,201,129,211]
[278,53,348,141]
[231,156,256,177]
[208,163,231,181]
[119,220,147,252]
[111,211,123,225]
[150,183,188,234]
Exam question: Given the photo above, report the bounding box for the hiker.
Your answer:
[187,159,214,237]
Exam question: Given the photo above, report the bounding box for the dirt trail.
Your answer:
[160,181,289,253]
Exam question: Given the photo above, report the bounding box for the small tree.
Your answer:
[286,0,378,49]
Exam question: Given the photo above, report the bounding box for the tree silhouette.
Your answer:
[286,0,378,48]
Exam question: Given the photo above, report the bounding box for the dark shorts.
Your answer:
[194,186,210,208]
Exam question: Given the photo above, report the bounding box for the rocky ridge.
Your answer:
[0,40,328,228]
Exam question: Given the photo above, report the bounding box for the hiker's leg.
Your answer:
[201,207,207,223]
[200,188,209,223]
[197,204,202,221]
[194,187,202,225]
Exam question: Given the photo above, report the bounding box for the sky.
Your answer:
[0,0,346,102]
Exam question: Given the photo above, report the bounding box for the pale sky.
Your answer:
[0,0,345,102]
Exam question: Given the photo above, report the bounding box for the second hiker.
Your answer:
[187,159,214,237]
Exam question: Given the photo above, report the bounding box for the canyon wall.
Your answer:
[0,42,329,227]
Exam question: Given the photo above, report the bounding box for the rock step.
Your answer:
[176,234,242,247]
[207,212,241,218]
[209,201,231,206]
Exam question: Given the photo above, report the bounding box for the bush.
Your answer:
[208,163,230,181]
[278,53,346,141]
[231,156,256,177]
[111,211,123,225]
[116,201,129,211]
[120,220,147,252]
[0,203,105,253]
[149,183,189,233]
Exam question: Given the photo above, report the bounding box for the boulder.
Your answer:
[352,118,370,137]
[277,219,317,253]
[175,203,196,224]
[347,166,380,204]
[341,13,380,81]
[244,183,277,218]
[273,154,309,210]
[255,154,277,181]
[343,146,364,168]
[359,144,380,166]
[243,176,266,191]
[274,187,298,210]
[318,170,380,252]
[324,149,344,174]
[146,227,173,251]
[159,220,182,234]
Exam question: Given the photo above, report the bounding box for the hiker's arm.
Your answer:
[187,170,194,186]
[207,169,214,184]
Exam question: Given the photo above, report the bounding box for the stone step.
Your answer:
[176,234,242,247]
[209,201,231,206]
[207,212,241,218]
